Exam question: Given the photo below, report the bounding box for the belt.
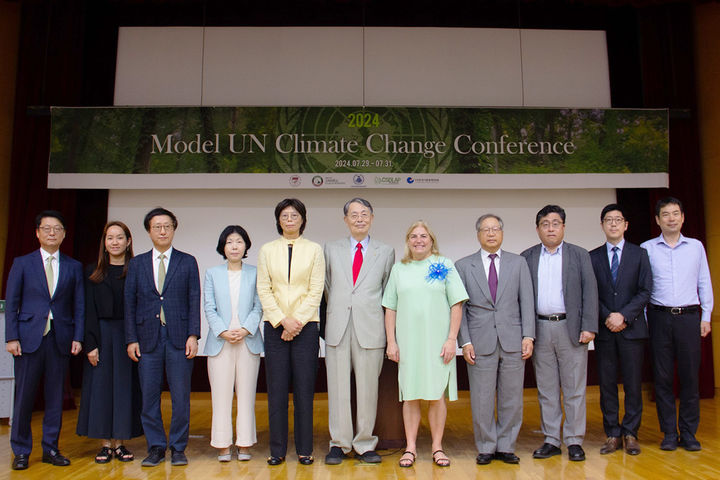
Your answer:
[649,304,700,315]
[538,314,567,321]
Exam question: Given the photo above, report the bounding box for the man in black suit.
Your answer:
[589,204,652,456]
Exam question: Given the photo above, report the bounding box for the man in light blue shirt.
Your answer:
[641,197,713,452]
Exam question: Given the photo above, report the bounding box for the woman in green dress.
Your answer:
[382,220,468,468]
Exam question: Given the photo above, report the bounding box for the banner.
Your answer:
[49,106,668,189]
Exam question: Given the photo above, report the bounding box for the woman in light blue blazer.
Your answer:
[204,225,263,462]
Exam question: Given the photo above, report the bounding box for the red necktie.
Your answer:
[352,243,363,285]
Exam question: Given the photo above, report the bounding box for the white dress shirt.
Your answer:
[537,242,566,315]
[152,246,173,292]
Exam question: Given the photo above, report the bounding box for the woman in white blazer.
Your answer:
[203,225,263,462]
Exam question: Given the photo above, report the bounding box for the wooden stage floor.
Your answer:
[1,385,719,479]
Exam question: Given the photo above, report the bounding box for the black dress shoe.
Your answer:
[532,443,561,459]
[141,446,166,467]
[12,454,29,470]
[495,452,520,464]
[267,456,285,465]
[679,434,701,451]
[660,433,678,451]
[298,455,314,465]
[42,449,71,466]
[171,450,188,466]
[325,447,346,465]
[358,450,382,463]
[476,453,493,465]
[567,444,586,462]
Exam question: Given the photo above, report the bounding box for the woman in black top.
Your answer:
[76,221,142,463]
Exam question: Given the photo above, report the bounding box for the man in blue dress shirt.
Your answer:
[641,197,713,452]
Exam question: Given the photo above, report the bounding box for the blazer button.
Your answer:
[160,296,164,300]
[156,314,160,318]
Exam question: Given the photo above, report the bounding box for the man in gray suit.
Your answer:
[323,198,395,465]
[456,214,535,466]
[521,205,598,462]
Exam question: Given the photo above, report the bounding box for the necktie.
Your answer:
[488,253,498,302]
[610,246,619,284]
[44,255,54,335]
[158,254,166,325]
[352,243,363,285]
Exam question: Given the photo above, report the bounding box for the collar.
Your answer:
[606,238,625,254]
[541,241,563,256]
[350,235,370,250]
[40,248,58,261]
[656,233,687,247]
[481,248,501,260]
[153,246,173,260]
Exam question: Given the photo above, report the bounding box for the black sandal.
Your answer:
[399,451,416,467]
[95,446,113,464]
[114,445,134,462]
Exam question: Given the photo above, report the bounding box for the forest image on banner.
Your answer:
[48,106,667,188]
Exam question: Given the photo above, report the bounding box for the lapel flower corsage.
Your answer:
[426,259,451,283]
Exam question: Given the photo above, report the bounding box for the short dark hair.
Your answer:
[216,225,251,259]
[535,205,566,226]
[143,207,178,232]
[274,198,307,235]
[600,203,626,222]
[655,196,683,216]
[35,210,66,229]
[343,198,373,215]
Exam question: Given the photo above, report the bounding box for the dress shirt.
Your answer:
[349,235,370,261]
[480,248,501,280]
[606,239,625,267]
[152,246,173,292]
[40,248,59,320]
[537,242,566,315]
[641,234,714,323]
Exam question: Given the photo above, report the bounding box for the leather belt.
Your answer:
[649,304,700,315]
[538,314,567,321]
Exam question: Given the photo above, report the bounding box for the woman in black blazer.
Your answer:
[76,221,142,462]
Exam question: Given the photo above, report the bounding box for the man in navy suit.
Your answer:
[590,204,652,456]
[125,207,201,467]
[5,210,84,470]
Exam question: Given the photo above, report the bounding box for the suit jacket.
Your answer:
[256,236,325,327]
[124,248,201,353]
[203,263,263,356]
[323,237,395,349]
[521,242,598,344]
[456,249,535,354]
[589,242,652,341]
[5,249,84,355]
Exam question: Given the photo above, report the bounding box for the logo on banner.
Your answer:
[289,175,302,187]
[406,177,415,184]
[352,174,365,186]
[312,176,324,187]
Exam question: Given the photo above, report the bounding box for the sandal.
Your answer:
[95,446,113,464]
[398,451,416,467]
[432,449,450,467]
[114,445,134,462]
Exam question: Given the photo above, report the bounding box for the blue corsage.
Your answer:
[426,260,451,283]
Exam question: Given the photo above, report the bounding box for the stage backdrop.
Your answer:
[49,106,668,189]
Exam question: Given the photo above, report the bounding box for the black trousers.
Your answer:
[647,309,701,436]
[264,322,319,457]
[595,333,645,437]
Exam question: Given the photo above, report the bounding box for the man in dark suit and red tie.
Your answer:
[5,210,84,470]
[125,207,201,467]
[590,204,652,456]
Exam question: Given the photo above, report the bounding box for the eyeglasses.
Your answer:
[347,213,371,222]
[38,226,64,233]
[539,221,564,230]
[280,213,300,221]
[603,217,626,225]
[479,227,502,234]
[150,224,174,232]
